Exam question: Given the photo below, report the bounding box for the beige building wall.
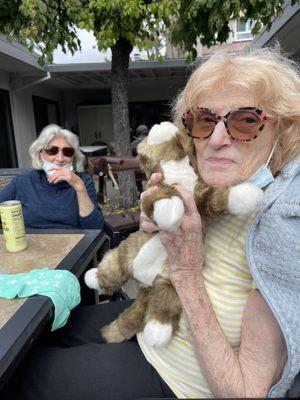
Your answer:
[0,75,62,168]
[165,19,253,60]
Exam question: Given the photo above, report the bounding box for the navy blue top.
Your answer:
[0,170,104,230]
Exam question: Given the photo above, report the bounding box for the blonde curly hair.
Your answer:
[172,47,300,173]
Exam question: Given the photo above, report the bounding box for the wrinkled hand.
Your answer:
[47,166,85,192]
[140,173,204,282]
[159,184,204,280]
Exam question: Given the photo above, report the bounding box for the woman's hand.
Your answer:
[140,173,204,283]
[159,184,204,282]
[47,166,86,193]
[47,165,95,217]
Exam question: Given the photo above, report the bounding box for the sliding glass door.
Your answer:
[0,89,17,168]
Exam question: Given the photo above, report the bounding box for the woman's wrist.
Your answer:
[75,186,87,194]
[170,264,204,290]
[75,181,88,193]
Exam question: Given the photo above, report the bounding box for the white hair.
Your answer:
[29,124,85,172]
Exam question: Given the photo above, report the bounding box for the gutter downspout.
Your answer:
[13,71,51,92]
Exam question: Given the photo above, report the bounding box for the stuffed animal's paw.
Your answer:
[228,182,264,216]
[147,121,178,146]
[153,196,184,231]
[101,321,128,343]
[143,320,173,347]
[84,268,101,291]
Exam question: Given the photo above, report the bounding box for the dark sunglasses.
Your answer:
[182,107,267,142]
[44,146,75,157]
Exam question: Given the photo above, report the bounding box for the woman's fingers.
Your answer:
[47,170,70,184]
[172,184,199,216]
[139,173,200,232]
[149,172,162,184]
[140,173,162,202]
[140,185,159,202]
[139,215,159,233]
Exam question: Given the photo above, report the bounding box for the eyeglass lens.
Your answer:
[185,108,264,141]
[44,146,75,157]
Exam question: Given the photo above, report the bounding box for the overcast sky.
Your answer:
[52,29,149,64]
[53,29,109,63]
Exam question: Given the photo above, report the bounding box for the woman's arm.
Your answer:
[77,175,104,229]
[175,274,286,397]
[141,179,287,398]
[47,167,104,228]
[0,181,17,202]
[47,166,94,217]
[74,183,95,218]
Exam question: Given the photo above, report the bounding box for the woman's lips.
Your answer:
[206,157,235,165]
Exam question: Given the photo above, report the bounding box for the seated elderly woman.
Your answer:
[2,48,300,400]
[0,124,104,229]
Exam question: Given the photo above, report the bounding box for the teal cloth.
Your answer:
[0,269,81,330]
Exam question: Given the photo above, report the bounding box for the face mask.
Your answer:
[41,155,74,176]
[246,137,279,188]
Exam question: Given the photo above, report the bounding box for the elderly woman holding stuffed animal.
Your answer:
[3,48,300,400]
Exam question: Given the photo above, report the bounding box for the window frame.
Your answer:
[32,95,61,137]
[235,19,254,41]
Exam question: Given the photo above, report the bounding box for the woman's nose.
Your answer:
[207,120,232,148]
[55,150,65,162]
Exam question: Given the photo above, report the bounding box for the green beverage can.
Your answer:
[0,200,27,252]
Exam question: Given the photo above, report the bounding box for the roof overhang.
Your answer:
[0,35,45,77]
[45,58,192,90]
[253,1,300,59]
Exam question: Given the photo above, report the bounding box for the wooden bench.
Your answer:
[0,168,32,190]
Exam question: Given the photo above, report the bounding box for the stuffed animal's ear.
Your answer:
[177,129,195,154]
[136,136,148,155]
[147,122,179,145]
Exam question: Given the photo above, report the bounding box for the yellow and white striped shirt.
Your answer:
[137,212,255,398]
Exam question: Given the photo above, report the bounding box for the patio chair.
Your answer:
[88,155,146,204]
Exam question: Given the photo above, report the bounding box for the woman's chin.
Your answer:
[200,172,239,188]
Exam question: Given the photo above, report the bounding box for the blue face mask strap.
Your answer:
[266,136,280,168]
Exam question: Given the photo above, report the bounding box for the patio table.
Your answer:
[0,229,108,391]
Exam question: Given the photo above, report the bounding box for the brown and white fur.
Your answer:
[85,122,263,347]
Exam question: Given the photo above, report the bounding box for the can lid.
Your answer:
[0,200,21,206]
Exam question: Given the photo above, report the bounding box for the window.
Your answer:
[32,96,60,136]
[129,101,171,140]
[235,19,254,41]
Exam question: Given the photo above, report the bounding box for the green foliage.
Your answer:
[77,0,178,57]
[0,0,299,63]
[170,0,299,61]
[0,0,81,64]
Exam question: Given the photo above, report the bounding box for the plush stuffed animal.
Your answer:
[84,122,263,347]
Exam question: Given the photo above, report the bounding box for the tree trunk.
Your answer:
[111,37,139,209]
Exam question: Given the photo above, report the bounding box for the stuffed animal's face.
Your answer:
[137,122,197,179]
[136,121,264,223]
